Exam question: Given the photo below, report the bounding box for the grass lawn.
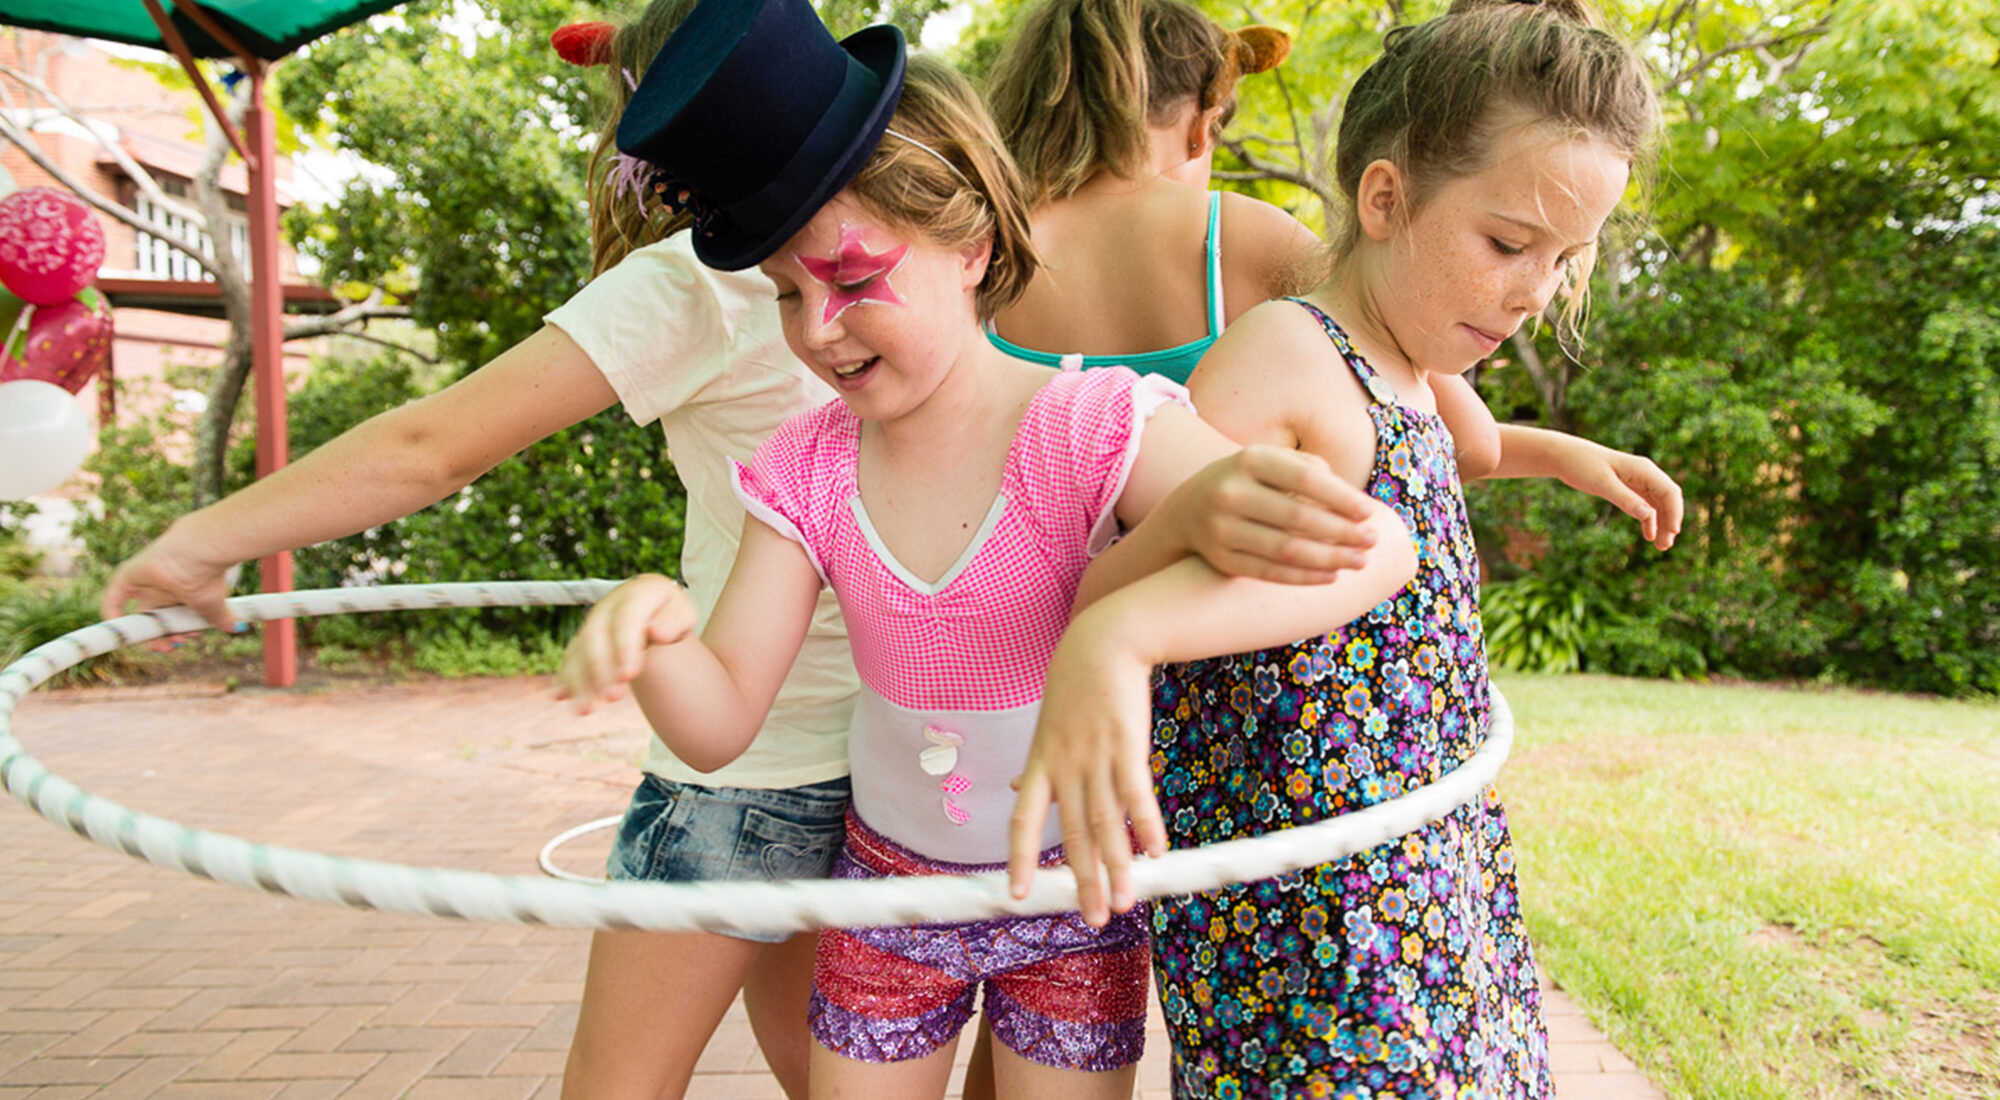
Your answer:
[1496,673,1999,1099]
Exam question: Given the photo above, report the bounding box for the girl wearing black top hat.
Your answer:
[557,0,1421,1096]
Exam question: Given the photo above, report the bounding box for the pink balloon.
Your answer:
[0,287,112,394]
[0,187,107,306]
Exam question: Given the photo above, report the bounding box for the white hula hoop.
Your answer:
[1,581,1513,936]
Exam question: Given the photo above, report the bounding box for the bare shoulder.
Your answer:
[1216,192,1327,315]
[1193,298,1378,484]
[1187,299,1334,446]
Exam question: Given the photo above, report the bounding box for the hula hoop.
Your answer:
[1,581,1513,936]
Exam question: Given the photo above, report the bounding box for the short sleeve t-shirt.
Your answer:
[545,233,854,788]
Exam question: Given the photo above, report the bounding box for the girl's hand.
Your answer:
[1556,444,1684,551]
[555,574,696,715]
[1173,445,1378,585]
[101,529,237,631]
[1008,611,1165,928]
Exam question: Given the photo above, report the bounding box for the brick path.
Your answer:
[0,677,1663,1098]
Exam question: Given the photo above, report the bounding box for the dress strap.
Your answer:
[1202,191,1224,338]
[1286,297,1401,407]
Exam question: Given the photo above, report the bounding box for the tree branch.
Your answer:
[1218,135,1342,210]
[287,320,432,365]
[0,112,217,266]
[0,62,207,226]
[1664,21,1833,90]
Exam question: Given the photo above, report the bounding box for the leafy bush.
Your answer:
[1470,221,2000,696]
[73,381,221,575]
[0,502,40,581]
[0,580,137,685]
[1481,574,1596,675]
[71,352,688,663]
[243,353,685,650]
[409,625,566,678]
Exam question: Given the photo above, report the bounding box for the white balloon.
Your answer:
[0,378,90,500]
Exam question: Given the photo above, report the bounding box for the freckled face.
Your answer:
[1377,124,1630,376]
[759,197,979,418]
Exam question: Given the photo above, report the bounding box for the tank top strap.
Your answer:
[1286,296,1402,408]
[1202,191,1224,338]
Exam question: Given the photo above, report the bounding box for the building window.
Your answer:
[132,183,247,280]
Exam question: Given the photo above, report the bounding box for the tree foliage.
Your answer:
[1467,0,2000,694]
[267,0,1996,695]
[278,0,601,369]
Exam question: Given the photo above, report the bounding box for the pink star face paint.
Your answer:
[796,222,910,326]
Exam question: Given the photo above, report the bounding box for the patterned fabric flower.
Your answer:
[919,724,971,825]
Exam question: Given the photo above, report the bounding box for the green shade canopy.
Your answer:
[0,0,406,60]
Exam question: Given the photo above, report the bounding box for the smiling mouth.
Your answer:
[831,357,877,380]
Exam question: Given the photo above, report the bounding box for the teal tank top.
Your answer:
[986,191,1224,384]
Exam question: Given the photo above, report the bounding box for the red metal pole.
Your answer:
[245,64,295,687]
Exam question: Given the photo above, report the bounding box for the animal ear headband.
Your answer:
[550,22,674,208]
[551,21,616,66]
[1231,25,1292,75]
[1204,24,1292,111]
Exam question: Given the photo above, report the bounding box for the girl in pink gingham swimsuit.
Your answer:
[734,360,1181,1069]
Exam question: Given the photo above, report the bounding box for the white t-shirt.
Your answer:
[545,233,854,788]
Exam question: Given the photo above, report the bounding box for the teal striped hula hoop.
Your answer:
[1,581,1513,935]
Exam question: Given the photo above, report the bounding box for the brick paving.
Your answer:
[0,676,1664,1098]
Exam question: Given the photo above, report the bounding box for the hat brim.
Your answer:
[693,24,906,271]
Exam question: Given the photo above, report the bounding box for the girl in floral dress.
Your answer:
[1014,0,1663,1095]
[1146,2,1661,1095]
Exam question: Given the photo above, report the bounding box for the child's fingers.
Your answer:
[611,597,667,681]
[1119,765,1168,860]
[1243,446,1373,520]
[1063,814,1111,928]
[1210,528,1361,583]
[1084,771,1136,919]
[1642,470,1685,551]
[1219,553,1342,587]
[1591,477,1660,539]
[1008,774,1056,900]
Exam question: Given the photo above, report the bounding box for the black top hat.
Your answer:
[615,0,907,271]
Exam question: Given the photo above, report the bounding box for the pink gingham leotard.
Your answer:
[732,364,1189,866]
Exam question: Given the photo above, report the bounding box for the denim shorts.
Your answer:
[606,773,851,943]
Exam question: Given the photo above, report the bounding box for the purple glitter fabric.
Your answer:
[808,812,1151,1071]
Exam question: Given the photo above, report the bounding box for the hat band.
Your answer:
[715,59,885,244]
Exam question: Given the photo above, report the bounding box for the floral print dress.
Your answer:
[1148,300,1550,1100]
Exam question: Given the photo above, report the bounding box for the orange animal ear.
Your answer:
[1234,25,1292,74]
[551,21,616,66]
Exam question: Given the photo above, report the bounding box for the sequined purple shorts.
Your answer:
[807,811,1151,1071]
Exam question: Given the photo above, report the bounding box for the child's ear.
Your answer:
[1188,104,1227,156]
[1355,159,1405,242]
[959,235,993,291]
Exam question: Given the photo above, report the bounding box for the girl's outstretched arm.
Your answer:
[1011,498,1416,926]
[102,326,617,628]
[555,517,822,772]
[1488,425,1684,550]
[1434,372,1502,480]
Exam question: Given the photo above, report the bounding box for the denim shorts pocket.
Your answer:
[736,805,842,882]
[607,775,685,883]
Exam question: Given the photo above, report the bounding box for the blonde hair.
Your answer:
[986,0,1289,206]
[1330,0,1659,331]
[845,56,1040,320]
[583,0,699,276]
